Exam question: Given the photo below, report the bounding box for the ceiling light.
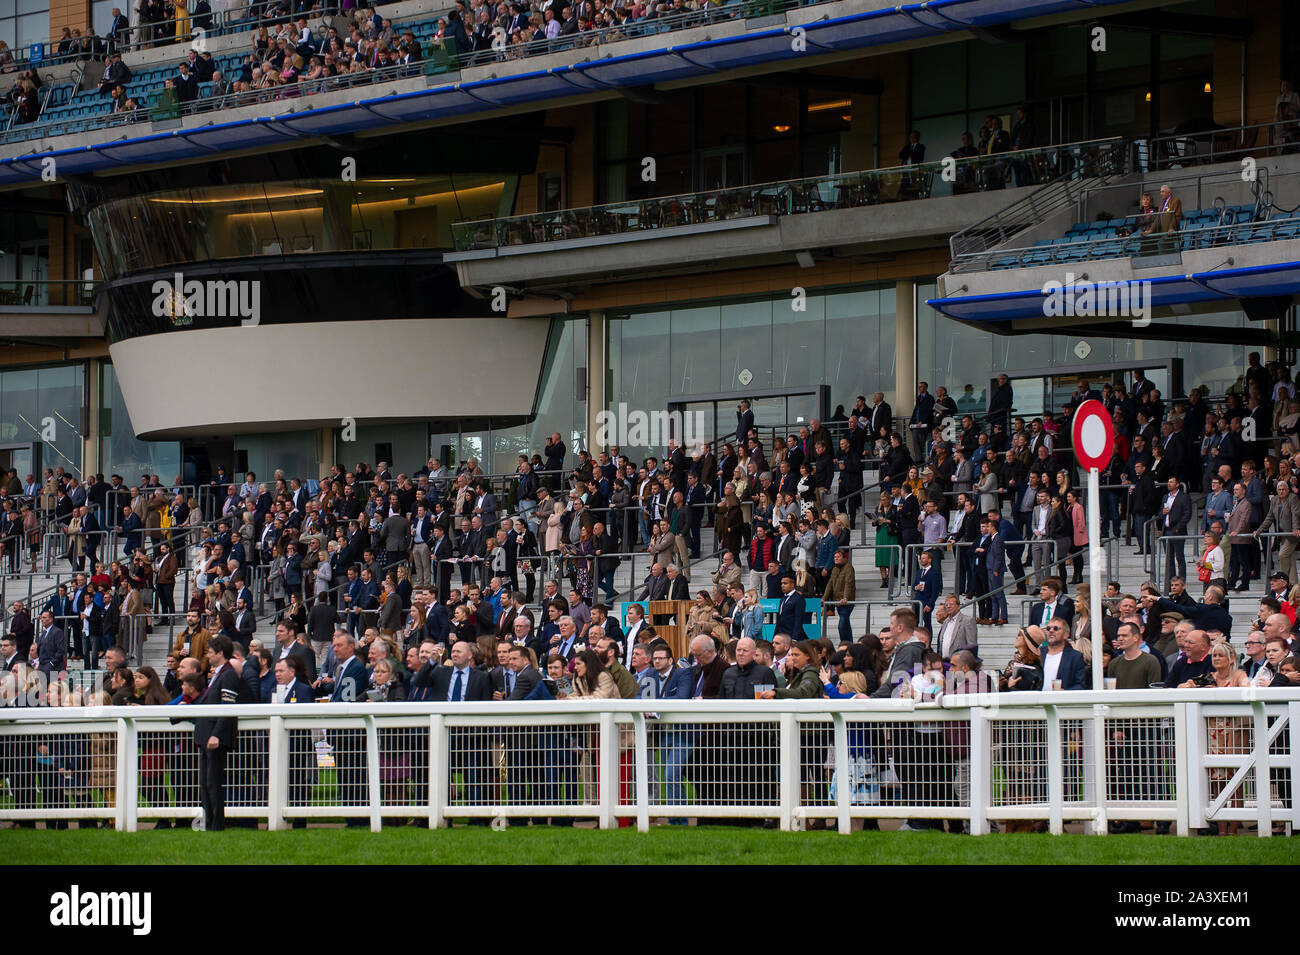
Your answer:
[807,98,852,113]
[772,124,791,133]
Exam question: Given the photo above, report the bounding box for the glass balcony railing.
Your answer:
[0,279,98,308]
[450,138,1126,253]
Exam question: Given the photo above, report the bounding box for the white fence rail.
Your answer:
[1,691,1295,835]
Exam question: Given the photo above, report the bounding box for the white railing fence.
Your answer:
[0,691,1295,835]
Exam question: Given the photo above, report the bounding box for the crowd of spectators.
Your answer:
[3,361,1300,831]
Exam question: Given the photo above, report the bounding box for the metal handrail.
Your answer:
[453,137,1129,253]
[1143,118,1300,172]
[952,212,1300,273]
[947,138,1129,260]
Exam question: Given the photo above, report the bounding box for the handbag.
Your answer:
[1197,550,1213,583]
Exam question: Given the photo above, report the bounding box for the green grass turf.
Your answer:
[5,826,1297,865]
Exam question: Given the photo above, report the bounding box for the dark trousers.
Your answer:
[198,744,229,830]
[973,562,991,618]
[156,582,175,617]
[1006,542,1026,585]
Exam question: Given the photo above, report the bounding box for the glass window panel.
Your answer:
[610,312,668,464]
[911,44,965,118]
[100,364,181,482]
[696,85,746,150]
[17,0,45,15]
[825,287,890,412]
[1092,28,1149,91]
[1027,24,1087,99]
[16,12,43,48]
[771,292,824,391]
[0,0,16,17]
[969,41,1025,111]
[668,305,721,395]
[720,300,772,392]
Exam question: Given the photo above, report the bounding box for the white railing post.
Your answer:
[1184,701,1207,830]
[598,711,617,829]
[428,714,446,829]
[1173,702,1191,836]
[365,715,381,832]
[117,716,136,832]
[779,712,798,831]
[633,712,649,833]
[968,707,990,835]
[1289,703,1300,834]
[1045,704,1063,835]
[1252,701,1272,838]
[832,712,850,835]
[1091,703,1108,836]
[266,715,285,831]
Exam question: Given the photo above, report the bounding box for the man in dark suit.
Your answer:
[912,549,941,631]
[1159,476,1191,585]
[6,601,34,661]
[323,631,369,825]
[191,635,247,831]
[430,525,452,602]
[664,564,690,601]
[413,640,493,810]
[121,504,143,557]
[735,400,754,445]
[499,644,542,700]
[273,620,316,683]
[1028,578,1075,628]
[233,597,256,653]
[639,563,669,602]
[1040,619,1087,689]
[774,573,805,641]
[31,609,65,678]
[868,392,893,441]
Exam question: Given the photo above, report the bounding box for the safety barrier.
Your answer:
[0,691,1292,835]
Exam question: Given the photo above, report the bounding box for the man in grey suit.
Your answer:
[1029,489,1053,588]
[639,562,669,601]
[31,609,66,677]
[381,500,411,568]
[933,594,977,661]
[1254,480,1300,585]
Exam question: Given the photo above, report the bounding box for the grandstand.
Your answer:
[0,0,1298,840]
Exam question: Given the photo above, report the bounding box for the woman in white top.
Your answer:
[192,542,211,589]
[1197,530,1226,594]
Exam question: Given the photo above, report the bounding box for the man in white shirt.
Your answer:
[1030,490,1052,587]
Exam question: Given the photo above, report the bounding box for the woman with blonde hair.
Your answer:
[543,499,565,555]
[1202,641,1249,835]
[1069,582,1094,667]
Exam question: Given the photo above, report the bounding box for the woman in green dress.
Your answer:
[872,491,901,587]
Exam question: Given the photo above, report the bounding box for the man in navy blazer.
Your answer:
[774,573,805,640]
[912,549,941,631]
[1040,618,1087,689]
[412,640,493,811]
[324,631,369,824]
[272,654,316,827]
[982,518,1008,625]
[1028,579,1075,628]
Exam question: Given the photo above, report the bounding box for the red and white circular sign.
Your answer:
[1072,399,1114,471]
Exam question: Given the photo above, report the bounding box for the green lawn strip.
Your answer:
[4,827,1295,865]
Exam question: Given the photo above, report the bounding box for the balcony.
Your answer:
[929,136,1300,333]
[0,0,1138,184]
[445,137,1124,289]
